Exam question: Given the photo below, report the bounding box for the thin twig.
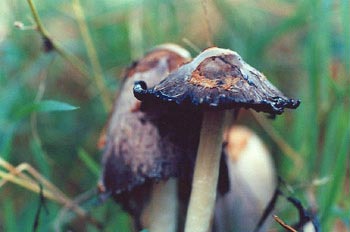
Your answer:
[26,0,90,78]
[0,158,102,229]
[251,111,303,170]
[182,38,201,54]
[0,170,57,201]
[54,189,99,231]
[128,6,144,59]
[0,158,72,207]
[0,159,36,188]
[72,0,112,111]
[273,215,297,232]
[26,0,47,34]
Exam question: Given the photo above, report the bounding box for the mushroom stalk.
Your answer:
[185,110,231,232]
[141,179,178,232]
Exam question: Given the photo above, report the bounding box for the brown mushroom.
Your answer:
[100,44,201,231]
[134,47,300,232]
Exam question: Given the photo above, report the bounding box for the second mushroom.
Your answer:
[134,47,300,232]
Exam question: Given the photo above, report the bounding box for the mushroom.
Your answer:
[214,125,277,232]
[100,44,202,231]
[134,47,300,232]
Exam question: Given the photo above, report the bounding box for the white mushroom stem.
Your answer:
[141,179,178,232]
[185,110,231,232]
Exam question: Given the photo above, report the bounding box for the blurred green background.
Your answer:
[0,0,349,231]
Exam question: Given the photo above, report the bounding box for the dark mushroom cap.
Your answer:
[134,47,300,114]
[101,44,200,198]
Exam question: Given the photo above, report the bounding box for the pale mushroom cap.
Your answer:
[215,125,277,232]
[225,125,276,206]
[155,43,191,60]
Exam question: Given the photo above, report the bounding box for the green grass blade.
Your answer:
[14,100,78,120]
[78,148,100,177]
[2,199,18,232]
[303,0,332,177]
[341,0,350,73]
[321,130,349,229]
[319,105,342,176]
[30,138,51,178]
[35,100,79,112]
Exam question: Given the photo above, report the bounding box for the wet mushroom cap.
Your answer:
[134,47,300,114]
